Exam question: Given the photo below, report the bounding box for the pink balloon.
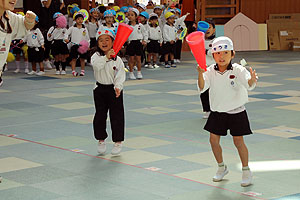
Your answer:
[56,15,67,28]
[186,31,207,71]
[78,40,89,54]
[112,23,133,58]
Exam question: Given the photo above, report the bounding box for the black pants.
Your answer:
[200,89,210,112]
[93,83,125,142]
[174,40,182,59]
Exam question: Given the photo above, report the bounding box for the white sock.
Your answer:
[25,61,29,69]
[218,162,225,170]
[242,166,250,171]
[15,61,20,69]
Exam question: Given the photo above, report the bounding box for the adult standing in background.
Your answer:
[0,0,36,86]
[39,0,65,69]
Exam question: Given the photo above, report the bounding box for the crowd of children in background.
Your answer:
[6,2,191,80]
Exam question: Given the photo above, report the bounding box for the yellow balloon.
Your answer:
[22,45,28,59]
[6,52,15,62]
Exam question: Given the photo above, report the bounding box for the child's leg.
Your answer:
[70,59,76,71]
[147,53,151,65]
[136,56,141,71]
[54,55,60,71]
[170,53,174,62]
[39,62,44,72]
[93,87,109,142]
[14,53,21,72]
[128,56,135,72]
[80,58,85,71]
[61,55,68,71]
[153,53,157,63]
[31,62,37,72]
[109,89,125,143]
[209,133,223,164]
[233,136,249,167]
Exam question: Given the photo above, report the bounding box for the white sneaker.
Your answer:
[55,70,61,75]
[14,69,20,73]
[176,59,181,63]
[137,71,143,79]
[213,165,229,182]
[133,66,138,71]
[24,68,29,73]
[44,60,52,69]
[61,70,66,75]
[129,72,136,80]
[0,77,3,87]
[111,143,122,155]
[36,71,45,76]
[27,71,37,75]
[148,64,154,69]
[153,64,160,68]
[97,141,106,155]
[144,64,149,68]
[203,112,210,119]
[241,170,253,187]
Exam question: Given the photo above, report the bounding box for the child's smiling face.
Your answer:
[75,17,83,25]
[0,0,17,11]
[98,34,113,53]
[167,17,175,24]
[213,50,235,68]
[91,11,100,20]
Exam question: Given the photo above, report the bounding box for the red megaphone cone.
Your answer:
[186,31,207,71]
[112,23,134,58]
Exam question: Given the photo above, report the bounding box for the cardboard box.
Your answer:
[267,18,300,50]
[289,41,300,51]
[269,13,300,21]
[279,30,300,50]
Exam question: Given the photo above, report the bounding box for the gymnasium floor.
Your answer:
[0,51,300,200]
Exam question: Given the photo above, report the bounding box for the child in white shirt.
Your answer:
[145,13,162,69]
[162,12,177,68]
[126,8,147,80]
[197,36,258,187]
[22,16,45,76]
[91,28,126,156]
[64,12,90,76]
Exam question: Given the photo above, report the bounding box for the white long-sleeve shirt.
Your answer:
[98,23,117,33]
[175,15,187,41]
[64,25,90,45]
[86,21,99,38]
[200,63,256,113]
[128,23,148,41]
[23,28,44,47]
[146,24,163,43]
[0,11,28,70]
[163,23,177,42]
[47,26,67,41]
[91,53,126,90]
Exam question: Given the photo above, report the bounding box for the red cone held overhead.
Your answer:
[186,31,207,71]
[112,23,133,58]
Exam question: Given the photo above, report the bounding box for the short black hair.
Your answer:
[98,6,106,13]
[74,14,84,20]
[205,18,215,28]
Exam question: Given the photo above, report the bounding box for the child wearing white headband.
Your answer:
[91,28,126,156]
[197,36,258,187]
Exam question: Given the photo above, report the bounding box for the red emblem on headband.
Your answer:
[229,75,235,79]
[105,30,109,34]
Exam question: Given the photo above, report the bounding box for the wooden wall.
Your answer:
[240,0,300,23]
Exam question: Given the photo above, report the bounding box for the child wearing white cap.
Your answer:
[126,8,148,80]
[197,36,258,187]
[91,28,126,156]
